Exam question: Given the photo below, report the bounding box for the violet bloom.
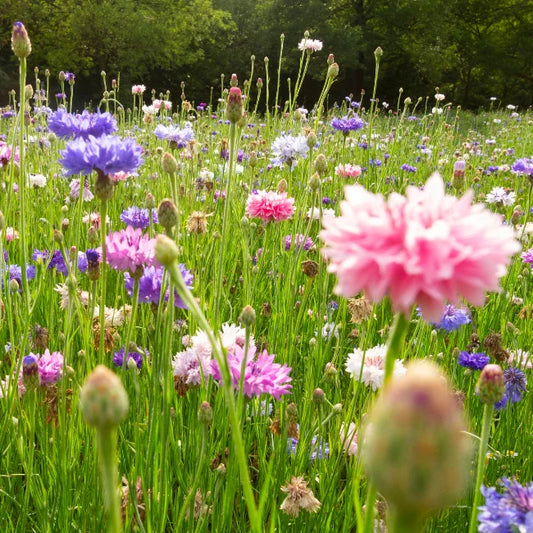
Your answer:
[331,114,366,134]
[478,477,533,532]
[431,304,471,332]
[521,248,533,267]
[105,226,156,274]
[36,349,64,384]
[120,206,158,229]
[210,344,292,400]
[458,351,489,371]
[495,367,528,410]
[284,234,314,251]
[124,263,193,308]
[154,123,195,148]
[59,134,143,176]
[113,347,145,369]
[511,157,533,177]
[48,108,117,140]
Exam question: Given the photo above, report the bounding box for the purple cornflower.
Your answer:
[48,109,117,140]
[210,344,292,400]
[154,123,195,147]
[284,234,314,251]
[458,351,489,371]
[48,250,69,275]
[36,349,64,384]
[478,477,533,533]
[120,206,158,229]
[59,134,143,176]
[4,264,36,287]
[331,114,366,134]
[521,248,533,267]
[495,367,528,410]
[431,304,471,332]
[64,72,75,82]
[511,157,533,177]
[401,164,417,173]
[113,347,145,369]
[124,263,193,308]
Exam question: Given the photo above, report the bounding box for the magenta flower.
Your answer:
[36,349,64,385]
[105,226,156,274]
[320,173,520,321]
[245,190,295,222]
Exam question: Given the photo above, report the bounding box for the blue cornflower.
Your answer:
[458,351,489,371]
[284,234,314,251]
[124,264,193,308]
[113,346,145,370]
[120,207,158,229]
[512,157,533,177]
[4,264,36,288]
[59,134,143,176]
[287,432,330,461]
[432,304,471,332]
[48,108,117,140]
[331,114,366,133]
[154,123,195,148]
[495,367,528,410]
[401,164,417,173]
[270,133,309,169]
[478,478,533,533]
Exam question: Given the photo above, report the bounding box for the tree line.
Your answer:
[1,0,532,110]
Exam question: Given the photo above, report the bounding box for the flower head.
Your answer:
[331,115,366,133]
[458,351,489,371]
[59,134,143,176]
[280,476,321,517]
[105,226,156,274]
[48,109,117,140]
[298,38,323,53]
[271,133,309,168]
[113,346,145,370]
[154,123,194,148]
[486,187,516,207]
[245,190,295,222]
[36,349,64,384]
[120,206,158,229]
[496,367,528,409]
[320,172,520,321]
[430,304,471,332]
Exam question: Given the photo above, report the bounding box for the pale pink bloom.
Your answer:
[320,172,520,321]
[298,38,323,53]
[111,171,131,182]
[335,163,361,178]
[340,422,358,456]
[82,212,109,229]
[5,227,19,241]
[131,84,146,95]
[105,226,156,273]
[245,190,295,222]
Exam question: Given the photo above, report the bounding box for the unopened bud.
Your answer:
[327,62,339,79]
[80,365,129,431]
[239,305,256,326]
[11,22,32,59]
[161,152,178,175]
[309,172,321,191]
[306,131,317,150]
[24,84,33,100]
[198,401,213,426]
[314,154,328,176]
[476,364,505,405]
[158,199,179,232]
[277,178,288,193]
[145,192,156,210]
[230,73,238,87]
[256,78,263,89]
[312,388,325,404]
[374,46,383,61]
[226,87,244,124]
[155,234,179,267]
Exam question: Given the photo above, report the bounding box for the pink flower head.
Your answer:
[0,142,20,168]
[36,349,64,385]
[105,226,156,273]
[5,227,19,241]
[245,190,295,222]
[131,84,146,95]
[320,172,520,321]
[335,163,362,178]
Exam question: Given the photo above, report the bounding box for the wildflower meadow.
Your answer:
[2,22,533,533]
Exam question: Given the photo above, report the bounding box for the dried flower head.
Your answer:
[280,475,321,517]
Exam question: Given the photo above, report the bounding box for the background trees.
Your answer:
[1,0,532,109]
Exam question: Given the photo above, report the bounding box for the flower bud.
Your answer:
[145,192,156,210]
[198,401,213,427]
[239,305,256,326]
[80,365,129,431]
[362,360,471,519]
[11,22,32,59]
[24,84,33,100]
[226,87,244,124]
[256,78,263,89]
[161,152,178,175]
[230,73,238,87]
[309,172,321,191]
[155,234,179,267]
[314,154,328,176]
[158,199,179,232]
[306,131,317,150]
[476,364,505,405]
[327,62,339,79]
[277,178,288,193]
[22,355,40,390]
[312,388,325,405]
[374,46,383,61]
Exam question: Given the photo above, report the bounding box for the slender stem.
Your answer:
[165,261,261,533]
[362,483,377,533]
[96,429,123,533]
[383,312,409,386]
[99,199,108,361]
[468,403,494,533]
[274,34,284,119]
[388,509,425,533]
[122,278,140,368]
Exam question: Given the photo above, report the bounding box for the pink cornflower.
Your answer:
[111,171,132,182]
[5,227,19,241]
[335,163,362,178]
[131,84,146,95]
[320,172,520,321]
[36,349,64,385]
[105,226,156,274]
[245,190,295,222]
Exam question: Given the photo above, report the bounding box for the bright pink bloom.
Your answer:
[36,349,64,385]
[320,172,520,321]
[335,163,361,178]
[245,190,295,222]
[105,226,156,273]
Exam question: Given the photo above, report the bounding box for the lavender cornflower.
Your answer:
[59,134,143,177]
[120,206,158,229]
[478,477,533,533]
[458,351,489,371]
[113,347,145,370]
[154,123,195,148]
[48,109,117,140]
[401,164,417,173]
[124,263,193,307]
[511,157,533,177]
[4,264,36,287]
[69,178,94,201]
[284,234,314,251]
[495,367,528,410]
[431,304,471,332]
[330,114,366,134]
[521,248,533,267]
[64,72,75,83]
[271,133,309,169]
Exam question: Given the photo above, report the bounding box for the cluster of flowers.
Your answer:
[172,323,292,400]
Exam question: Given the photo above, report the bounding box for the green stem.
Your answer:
[96,429,123,533]
[388,509,425,533]
[362,483,377,533]
[383,312,409,386]
[122,278,140,368]
[99,199,108,361]
[165,261,261,533]
[274,34,284,119]
[468,403,494,533]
